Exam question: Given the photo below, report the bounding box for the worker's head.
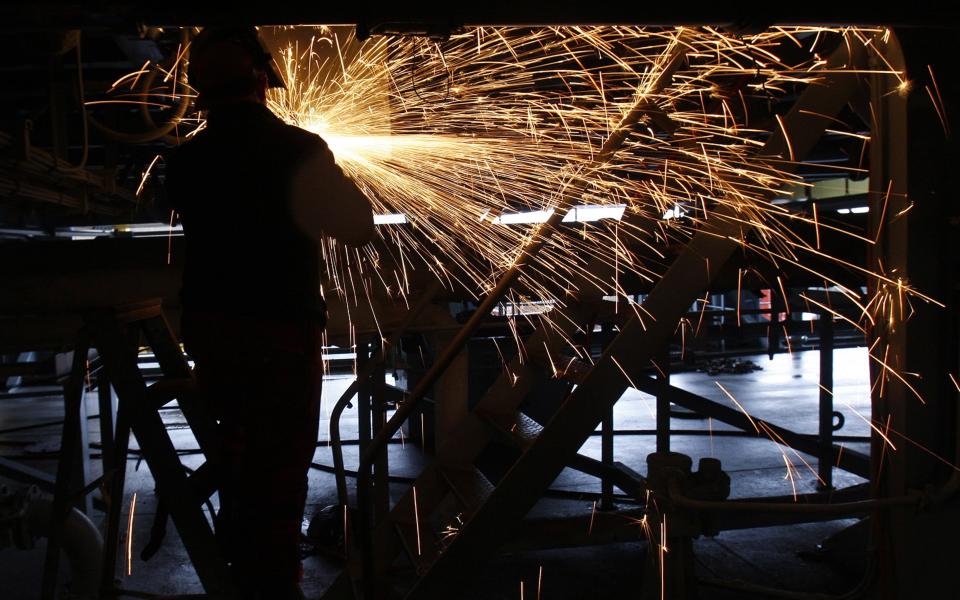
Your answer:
[188,26,285,110]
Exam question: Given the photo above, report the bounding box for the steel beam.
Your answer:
[2,4,956,31]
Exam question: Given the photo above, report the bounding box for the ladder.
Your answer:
[44,300,234,598]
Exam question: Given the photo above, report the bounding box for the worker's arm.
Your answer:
[290,139,375,247]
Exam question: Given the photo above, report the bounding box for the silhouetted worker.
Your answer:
[164,26,373,600]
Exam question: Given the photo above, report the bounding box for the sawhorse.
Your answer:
[43,300,235,599]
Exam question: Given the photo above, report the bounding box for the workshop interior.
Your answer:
[0,4,958,600]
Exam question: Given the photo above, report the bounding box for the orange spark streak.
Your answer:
[538,566,543,600]
[695,292,710,336]
[136,154,161,198]
[867,348,926,405]
[126,492,138,576]
[715,382,759,433]
[874,179,893,244]
[659,516,668,600]
[783,455,798,501]
[774,114,795,161]
[812,203,821,249]
[588,500,597,535]
[736,268,743,327]
[926,65,950,137]
[776,276,791,317]
[412,486,422,556]
[782,325,793,354]
[343,504,349,550]
[166,210,177,266]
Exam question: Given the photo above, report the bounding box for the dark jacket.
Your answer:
[164,102,345,322]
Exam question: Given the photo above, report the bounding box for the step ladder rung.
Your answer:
[437,465,494,517]
[145,377,196,408]
[477,410,543,449]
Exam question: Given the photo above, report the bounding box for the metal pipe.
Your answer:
[655,347,671,453]
[600,403,614,510]
[87,29,193,145]
[667,478,918,515]
[329,278,444,507]
[818,313,834,489]
[137,29,196,146]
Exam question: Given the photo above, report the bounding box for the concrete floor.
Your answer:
[0,347,873,598]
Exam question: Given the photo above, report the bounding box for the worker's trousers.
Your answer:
[182,311,323,593]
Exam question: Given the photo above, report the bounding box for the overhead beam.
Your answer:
[0,3,955,31]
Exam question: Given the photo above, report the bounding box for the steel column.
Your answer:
[600,403,615,510]
[655,348,671,453]
[818,313,835,489]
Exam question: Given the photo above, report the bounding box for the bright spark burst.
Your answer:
[103,25,939,354]
[84,25,960,597]
[254,25,930,338]
[95,25,954,478]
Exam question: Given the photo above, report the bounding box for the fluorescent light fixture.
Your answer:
[61,203,625,242]
[123,224,184,233]
[493,204,625,225]
[322,353,357,361]
[563,205,626,222]
[495,209,555,225]
[374,213,408,225]
[837,206,868,214]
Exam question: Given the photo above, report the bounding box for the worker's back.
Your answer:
[165,102,330,321]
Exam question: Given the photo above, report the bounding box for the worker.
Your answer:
[163,26,374,600]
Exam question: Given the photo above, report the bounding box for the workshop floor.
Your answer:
[0,347,872,599]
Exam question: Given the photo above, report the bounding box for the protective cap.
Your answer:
[188,26,285,107]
